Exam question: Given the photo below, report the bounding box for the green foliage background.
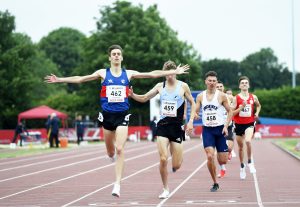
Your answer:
[254,87,300,120]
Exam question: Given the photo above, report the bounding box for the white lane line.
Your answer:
[0,149,158,200]
[0,144,153,183]
[0,150,102,172]
[156,201,300,206]
[0,142,146,168]
[0,145,105,166]
[62,161,160,207]
[62,143,202,207]
[156,160,207,207]
[0,143,147,172]
[252,158,263,207]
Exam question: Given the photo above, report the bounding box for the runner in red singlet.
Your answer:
[232,76,261,180]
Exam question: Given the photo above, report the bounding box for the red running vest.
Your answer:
[233,93,255,124]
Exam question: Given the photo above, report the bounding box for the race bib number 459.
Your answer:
[161,100,177,117]
[106,85,126,102]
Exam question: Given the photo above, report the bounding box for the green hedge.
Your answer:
[254,86,300,120]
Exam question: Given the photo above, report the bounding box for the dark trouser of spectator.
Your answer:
[19,134,26,147]
[77,133,83,145]
[11,132,19,144]
[49,133,59,148]
[151,130,156,142]
[12,133,25,146]
[151,135,156,142]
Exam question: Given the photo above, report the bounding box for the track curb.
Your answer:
[272,141,300,161]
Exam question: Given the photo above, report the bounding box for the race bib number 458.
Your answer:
[106,85,126,102]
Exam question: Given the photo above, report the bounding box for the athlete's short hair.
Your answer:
[238,76,250,84]
[205,71,218,79]
[108,45,123,56]
[163,60,177,71]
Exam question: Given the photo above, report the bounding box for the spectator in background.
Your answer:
[49,113,60,148]
[76,115,85,145]
[45,115,51,140]
[11,121,28,147]
[149,116,157,142]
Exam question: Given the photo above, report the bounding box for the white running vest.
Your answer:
[201,90,225,127]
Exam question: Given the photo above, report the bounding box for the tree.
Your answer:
[0,11,62,129]
[240,48,291,90]
[0,10,15,52]
[75,1,202,125]
[39,27,86,92]
[202,58,240,89]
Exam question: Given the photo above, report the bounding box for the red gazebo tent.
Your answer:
[18,105,68,127]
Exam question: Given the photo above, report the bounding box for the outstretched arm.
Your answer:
[128,64,189,79]
[129,83,161,103]
[44,69,104,84]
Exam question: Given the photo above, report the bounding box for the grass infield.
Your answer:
[274,138,300,159]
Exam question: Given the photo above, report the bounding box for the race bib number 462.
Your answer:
[106,85,126,102]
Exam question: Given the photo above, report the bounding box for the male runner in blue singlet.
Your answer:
[44,45,189,197]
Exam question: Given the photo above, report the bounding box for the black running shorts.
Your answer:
[234,122,255,136]
[156,121,185,144]
[98,111,131,131]
[226,124,234,141]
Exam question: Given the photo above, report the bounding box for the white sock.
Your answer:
[221,164,226,170]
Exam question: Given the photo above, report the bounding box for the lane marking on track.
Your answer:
[0,147,160,200]
[0,144,153,183]
[0,150,102,172]
[0,143,148,172]
[156,159,207,207]
[0,145,106,166]
[252,157,263,207]
[84,201,300,206]
[62,143,202,207]
[185,200,237,204]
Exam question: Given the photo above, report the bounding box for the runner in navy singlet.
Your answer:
[195,71,232,192]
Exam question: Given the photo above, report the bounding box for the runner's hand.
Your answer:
[222,126,228,137]
[44,74,59,83]
[175,64,190,74]
[186,122,193,136]
[129,86,134,97]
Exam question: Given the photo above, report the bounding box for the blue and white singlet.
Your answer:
[100,68,130,112]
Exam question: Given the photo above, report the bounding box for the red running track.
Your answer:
[0,138,299,207]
